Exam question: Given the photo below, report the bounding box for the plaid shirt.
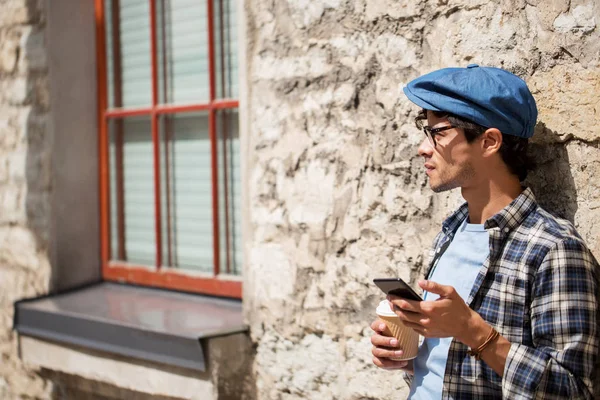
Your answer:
[414,188,599,399]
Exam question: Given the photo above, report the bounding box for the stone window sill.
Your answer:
[13,282,247,372]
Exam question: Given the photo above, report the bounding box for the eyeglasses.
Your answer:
[415,118,456,146]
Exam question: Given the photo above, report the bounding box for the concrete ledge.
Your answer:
[14,282,247,372]
[20,336,216,399]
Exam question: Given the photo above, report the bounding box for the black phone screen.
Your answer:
[373,278,423,301]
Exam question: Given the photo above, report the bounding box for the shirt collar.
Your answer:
[441,187,538,236]
[484,187,538,233]
[441,202,469,236]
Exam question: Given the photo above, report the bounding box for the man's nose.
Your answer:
[418,137,434,157]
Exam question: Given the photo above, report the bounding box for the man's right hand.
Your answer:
[370,319,414,373]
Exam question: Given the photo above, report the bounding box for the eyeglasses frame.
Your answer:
[415,118,456,146]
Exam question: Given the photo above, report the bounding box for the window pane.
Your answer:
[160,113,213,272]
[157,0,210,104]
[217,109,241,275]
[108,116,156,265]
[105,0,152,108]
[214,0,238,99]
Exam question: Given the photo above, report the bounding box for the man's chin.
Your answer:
[429,180,458,193]
[431,185,448,193]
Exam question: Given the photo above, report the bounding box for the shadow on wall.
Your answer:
[525,124,600,397]
[524,124,577,223]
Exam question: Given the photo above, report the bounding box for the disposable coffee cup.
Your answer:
[376,300,419,361]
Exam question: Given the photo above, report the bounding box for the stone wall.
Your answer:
[244,0,600,399]
[0,0,53,398]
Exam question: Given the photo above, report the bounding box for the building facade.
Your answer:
[1,0,599,399]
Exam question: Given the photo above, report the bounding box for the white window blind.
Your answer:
[159,0,210,104]
[214,0,238,98]
[106,0,153,108]
[109,117,156,265]
[106,0,241,275]
[161,113,214,272]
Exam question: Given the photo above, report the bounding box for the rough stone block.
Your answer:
[285,161,336,231]
[529,64,600,142]
[0,184,26,224]
[0,33,19,73]
[0,226,40,270]
[0,268,27,306]
[553,3,597,33]
[255,333,341,399]
[3,77,31,105]
[0,377,7,399]
[6,148,26,181]
[364,0,423,20]
[248,244,296,301]
[342,335,409,399]
[0,1,31,26]
[284,0,342,28]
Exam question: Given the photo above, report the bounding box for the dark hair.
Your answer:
[415,109,532,181]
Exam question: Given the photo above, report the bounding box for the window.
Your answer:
[95,0,241,298]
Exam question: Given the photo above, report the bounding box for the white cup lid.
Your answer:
[376,300,396,317]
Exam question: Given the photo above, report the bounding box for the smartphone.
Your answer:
[373,278,423,301]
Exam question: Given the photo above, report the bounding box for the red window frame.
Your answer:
[94,0,242,298]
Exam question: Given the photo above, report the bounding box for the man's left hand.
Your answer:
[388,280,484,346]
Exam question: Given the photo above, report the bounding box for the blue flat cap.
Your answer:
[403,64,538,138]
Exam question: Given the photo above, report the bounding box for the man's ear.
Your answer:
[481,128,502,157]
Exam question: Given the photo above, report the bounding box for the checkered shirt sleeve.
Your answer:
[502,237,599,399]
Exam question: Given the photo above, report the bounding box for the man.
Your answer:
[370,64,599,399]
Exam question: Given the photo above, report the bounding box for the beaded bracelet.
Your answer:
[467,326,500,360]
